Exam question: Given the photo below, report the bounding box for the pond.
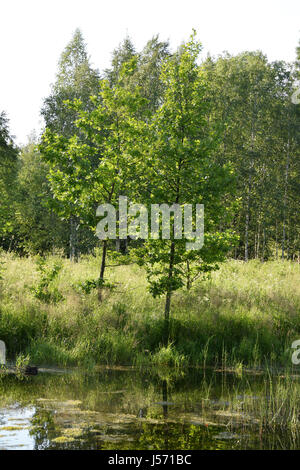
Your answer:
[0,366,299,450]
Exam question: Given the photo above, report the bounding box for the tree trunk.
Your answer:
[261,225,266,262]
[287,217,290,260]
[164,241,175,345]
[245,172,251,262]
[245,95,257,262]
[98,239,108,302]
[256,225,260,259]
[282,142,290,260]
[98,180,116,301]
[8,235,14,252]
[275,221,278,259]
[186,260,191,290]
[69,217,78,262]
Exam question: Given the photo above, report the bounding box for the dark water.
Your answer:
[0,366,299,450]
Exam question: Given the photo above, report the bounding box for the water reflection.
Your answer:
[0,367,299,450]
[0,405,35,450]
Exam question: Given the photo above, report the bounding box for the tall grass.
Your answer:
[0,251,300,367]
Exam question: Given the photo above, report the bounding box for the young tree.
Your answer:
[134,34,237,342]
[40,59,148,298]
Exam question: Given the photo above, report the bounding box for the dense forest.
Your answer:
[1,29,299,265]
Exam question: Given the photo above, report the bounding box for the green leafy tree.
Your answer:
[0,112,18,248]
[41,29,100,260]
[130,35,171,113]
[104,36,136,85]
[134,34,237,341]
[202,52,294,261]
[14,136,69,254]
[40,59,148,299]
[41,28,100,137]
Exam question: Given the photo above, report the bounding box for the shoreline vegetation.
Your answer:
[1,251,299,370]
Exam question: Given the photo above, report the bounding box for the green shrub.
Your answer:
[29,257,64,303]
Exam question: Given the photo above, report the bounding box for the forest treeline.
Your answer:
[1,29,300,263]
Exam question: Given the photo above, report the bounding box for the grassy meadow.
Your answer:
[0,251,300,369]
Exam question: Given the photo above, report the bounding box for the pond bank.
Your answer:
[1,254,300,368]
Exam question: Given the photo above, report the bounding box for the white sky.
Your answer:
[0,0,299,145]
